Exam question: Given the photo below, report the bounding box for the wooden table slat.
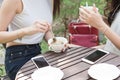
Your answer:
[45,47,89,60]
[49,49,95,66]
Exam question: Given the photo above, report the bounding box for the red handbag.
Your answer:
[68,21,98,35]
[69,34,99,47]
[68,20,99,47]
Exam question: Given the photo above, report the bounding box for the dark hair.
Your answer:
[104,0,120,25]
[53,0,62,16]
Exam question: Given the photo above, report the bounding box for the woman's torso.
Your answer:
[7,0,53,47]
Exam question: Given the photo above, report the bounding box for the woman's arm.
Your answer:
[79,6,120,49]
[0,0,25,43]
[100,23,120,49]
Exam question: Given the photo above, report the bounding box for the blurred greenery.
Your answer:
[41,40,48,53]
[0,65,6,77]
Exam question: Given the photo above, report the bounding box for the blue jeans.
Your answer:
[5,44,41,80]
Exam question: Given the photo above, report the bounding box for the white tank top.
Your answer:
[8,0,53,44]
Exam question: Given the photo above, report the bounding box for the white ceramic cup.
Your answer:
[48,37,68,53]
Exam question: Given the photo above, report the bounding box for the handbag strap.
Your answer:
[73,24,92,34]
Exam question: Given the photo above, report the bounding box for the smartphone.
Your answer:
[31,56,49,68]
[81,49,109,64]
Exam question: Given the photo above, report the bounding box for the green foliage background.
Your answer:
[58,0,106,20]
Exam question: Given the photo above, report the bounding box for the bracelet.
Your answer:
[17,30,23,39]
[16,31,21,39]
[103,27,108,34]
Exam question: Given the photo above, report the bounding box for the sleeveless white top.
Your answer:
[8,0,53,44]
[104,11,120,55]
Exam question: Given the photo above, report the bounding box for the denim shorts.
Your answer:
[5,44,41,80]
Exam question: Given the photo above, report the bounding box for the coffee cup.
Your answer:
[48,37,68,53]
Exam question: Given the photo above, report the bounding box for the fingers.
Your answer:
[79,6,90,23]
[80,6,90,17]
[79,5,100,23]
[80,6,90,14]
[34,21,50,33]
[79,13,86,22]
[61,44,68,52]
[93,3,99,13]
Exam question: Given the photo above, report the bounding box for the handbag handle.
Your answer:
[73,24,92,34]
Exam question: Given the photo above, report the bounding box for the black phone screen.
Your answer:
[33,57,49,68]
[85,50,107,62]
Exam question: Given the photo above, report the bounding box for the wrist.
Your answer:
[100,26,109,34]
[102,27,108,34]
[17,29,25,39]
[99,22,109,33]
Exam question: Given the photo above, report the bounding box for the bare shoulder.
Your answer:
[2,0,21,5]
[1,0,22,12]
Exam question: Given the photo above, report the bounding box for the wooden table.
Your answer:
[15,46,120,80]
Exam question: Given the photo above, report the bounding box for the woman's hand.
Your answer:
[22,21,50,35]
[79,6,106,30]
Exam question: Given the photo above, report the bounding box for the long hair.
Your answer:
[53,0,62,16]
[104,0,120,25]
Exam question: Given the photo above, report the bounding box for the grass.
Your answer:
[41,40,49,53]
[0,65,6,77]
[0,46,6,76]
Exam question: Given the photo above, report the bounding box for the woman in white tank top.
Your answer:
[0,0,62,80]
[79,0,120,55]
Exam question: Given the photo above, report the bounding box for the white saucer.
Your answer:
[31,66,64,80]
[88,63,120,80]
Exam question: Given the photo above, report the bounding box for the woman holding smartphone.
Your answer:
[79,0,120,55]
[0,0,62,80]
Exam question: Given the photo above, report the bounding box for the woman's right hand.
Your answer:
[22,21,50,35]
